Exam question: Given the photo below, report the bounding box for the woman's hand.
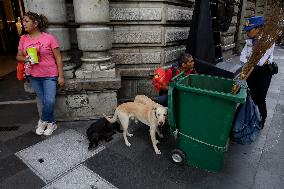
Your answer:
[26,56,36,64]
[58,76,65,87]
[52,48,64,87]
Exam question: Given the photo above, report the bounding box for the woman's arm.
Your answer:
[52,48,65,87]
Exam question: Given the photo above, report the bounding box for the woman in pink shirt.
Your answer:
[16,12,64,136]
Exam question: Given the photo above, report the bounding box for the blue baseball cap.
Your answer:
[243,16,264,32]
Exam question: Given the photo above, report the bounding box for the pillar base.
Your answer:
[54,91,117,121]
[55,77,121,121]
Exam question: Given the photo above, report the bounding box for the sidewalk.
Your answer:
[0,47,283,189]
[0,56,17,77]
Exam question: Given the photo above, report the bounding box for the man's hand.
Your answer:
[161,82,169,90]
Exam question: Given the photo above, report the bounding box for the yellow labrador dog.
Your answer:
[104,102,167,154]
[134,95,165,138]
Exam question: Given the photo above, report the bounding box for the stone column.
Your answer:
[50,0,120,121]
[73,0,115,79]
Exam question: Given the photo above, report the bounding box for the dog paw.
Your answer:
[126,142,131,147]
[128,133,133,137]
[155,140,160,144]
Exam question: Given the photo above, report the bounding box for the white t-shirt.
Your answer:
[240,39,275,66]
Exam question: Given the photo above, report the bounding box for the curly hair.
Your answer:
[178,53,193,66]
[24,11,48,32]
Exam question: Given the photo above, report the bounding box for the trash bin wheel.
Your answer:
[171,149,185,165]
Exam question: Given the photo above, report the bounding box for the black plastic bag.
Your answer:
[267,62,278,75]
[231,94,262,145]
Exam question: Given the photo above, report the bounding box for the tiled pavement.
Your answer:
[0,47,283,189]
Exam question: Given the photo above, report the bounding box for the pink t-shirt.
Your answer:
[18,32,59,77]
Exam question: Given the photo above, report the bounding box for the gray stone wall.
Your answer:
[109,0,194,101]
[255,0,266,15]
[220,0,240,60]
[66,0,120,121]
[246,0,257,17]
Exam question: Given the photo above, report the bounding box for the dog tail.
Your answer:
[103,111,118,124]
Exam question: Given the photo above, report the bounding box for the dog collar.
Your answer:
[155,111,158,119]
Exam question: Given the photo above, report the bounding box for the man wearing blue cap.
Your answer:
[240,16,275,129]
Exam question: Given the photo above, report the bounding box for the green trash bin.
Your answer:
[168,74,247,172]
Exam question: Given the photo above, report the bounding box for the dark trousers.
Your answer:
[247,65,272,125]
[157,94,168,107]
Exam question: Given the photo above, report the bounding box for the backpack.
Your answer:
[171,62,180,77]
[231,93,262,145]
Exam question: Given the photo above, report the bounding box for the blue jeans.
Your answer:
[29,76,58,123]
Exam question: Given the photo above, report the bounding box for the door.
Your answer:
[0,0,23,55]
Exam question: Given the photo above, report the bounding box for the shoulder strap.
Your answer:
[171,63,179,76]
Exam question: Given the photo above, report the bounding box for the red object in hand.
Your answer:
[152,67,176,92]
[153,68,166,92]
[16,62,25,80]
[164,68,173,84]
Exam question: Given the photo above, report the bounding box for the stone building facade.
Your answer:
[22,0,279,121]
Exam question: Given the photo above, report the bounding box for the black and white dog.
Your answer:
[86,117,122,150]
